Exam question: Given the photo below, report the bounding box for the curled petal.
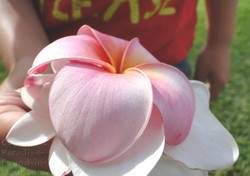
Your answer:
[68,107,164,176]
[51,60,70,73]
[137,63,195,145]
[7,111,56,146]
[28,83,51,116]
[164,81,239,170]
[49,63,153,163]
[21,83,51,111]
[38,83,51,109]
[20,85,42,109]
[120,38,159,72]
[24,74,55,86]
[21,74,53,109]
[149,155,208,176]
[28,35,114,74]
[77,25,129,70]
[49,137,71,176]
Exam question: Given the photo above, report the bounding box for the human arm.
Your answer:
[194,0,237,100]
[0,0,51,171]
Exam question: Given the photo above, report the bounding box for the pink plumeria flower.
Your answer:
[7,25,239,176]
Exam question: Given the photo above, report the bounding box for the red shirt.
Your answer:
[33,0,198,64]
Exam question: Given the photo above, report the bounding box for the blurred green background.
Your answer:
[0,0,249,175]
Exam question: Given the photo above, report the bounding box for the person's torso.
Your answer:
[34,0,198,64]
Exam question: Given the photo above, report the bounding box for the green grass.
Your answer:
[0,0,249,175]
[0,161,50,176]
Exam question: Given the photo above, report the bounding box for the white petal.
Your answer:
[68,107,165,176]
[149,155,208,176]
[21,83,51,110]
[51,60,70,73]
[7,111,56,146]
[164,80,239,170]
[20,85,42,109]
[39,83,51,108]
[49,137,71,176]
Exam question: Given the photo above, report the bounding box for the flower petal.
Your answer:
[49,137,71,176]
[21,74,54,109]
[164,80,239,170]
[120,38,159,72]
[137,63,195,145]
[28,35,113,74]
[38,83,51,109]
[77,25,129,70]
[68,107,164,176]
[51,60,70,73]
[6,111,56,146]
[20,85,42,109]
[149,155,208,176]
[49,63,153,163]
[24,74,55,86]
[21,82,51,112]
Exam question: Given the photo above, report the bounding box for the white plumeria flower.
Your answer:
[7,25,239,176]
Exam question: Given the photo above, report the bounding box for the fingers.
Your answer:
[209,79,226,100]
[195,71,228,100]
[0,85,51,173]
[194,54,230,100]
[194,66,229,100]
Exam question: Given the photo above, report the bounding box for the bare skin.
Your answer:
[194,0,237,100]
[0,0,51,172]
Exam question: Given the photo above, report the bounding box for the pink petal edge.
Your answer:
[77,25,129,71]
[164,80,239,170]
[120,38,159,73]
[28,35,114,74]
[137,63,195,145]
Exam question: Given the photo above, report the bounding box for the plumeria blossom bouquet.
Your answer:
[7,25,239,176]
